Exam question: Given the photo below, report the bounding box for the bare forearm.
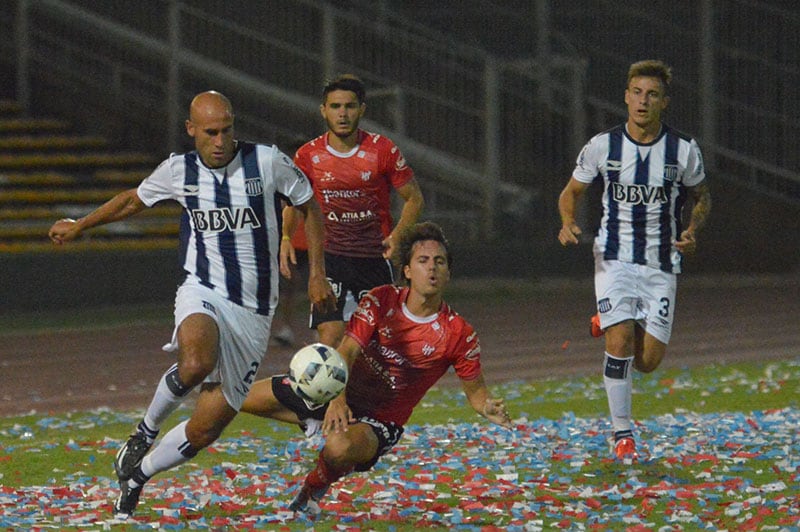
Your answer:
[302,202,326,278]
[391,182,424,240]
[686,182,711,235]
[78,189,145,231]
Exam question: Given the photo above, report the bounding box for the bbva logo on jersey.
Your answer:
[610,183,668,205]
[190,206,262,233]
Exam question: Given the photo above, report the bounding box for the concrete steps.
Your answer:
[0,103,178,253]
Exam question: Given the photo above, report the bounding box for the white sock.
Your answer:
[143,364,192,432]
[603,352,633,434]
[138,420,198,481]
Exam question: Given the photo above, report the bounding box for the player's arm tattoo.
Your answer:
[687,181,711,235]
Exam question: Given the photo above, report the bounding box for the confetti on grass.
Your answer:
[1,407,798,530]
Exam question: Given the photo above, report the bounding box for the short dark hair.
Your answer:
[395,221,452,285]
[322,74,366,104]
[627,60,672,92]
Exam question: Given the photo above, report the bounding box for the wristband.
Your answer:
[282,235,291,241]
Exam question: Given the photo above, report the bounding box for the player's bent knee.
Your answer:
[177,356,215,385]
[634,357,661,373]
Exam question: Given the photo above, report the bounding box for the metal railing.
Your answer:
[11,0,591,242]
[8,0,795,252]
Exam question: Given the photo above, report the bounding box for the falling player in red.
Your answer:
[281,74,424,351]
[240,221,512,514]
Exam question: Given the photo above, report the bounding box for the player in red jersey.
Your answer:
[281,74,425,349]
[240,221,512,514]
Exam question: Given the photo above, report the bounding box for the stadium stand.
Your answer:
[0,99,179,254]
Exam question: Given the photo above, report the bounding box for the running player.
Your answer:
[48,91,335,518]
[557,60,711,460]
[282,74,424,349]
[240,221,512,514]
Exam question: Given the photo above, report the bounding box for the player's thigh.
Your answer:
[239,376,301,423]
[176,313,220,377]
[324,422,380,465]
[594,259,640,330]
[317,320,346,347]
[637,265,677,345]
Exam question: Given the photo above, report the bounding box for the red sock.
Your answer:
[304,453,353,494]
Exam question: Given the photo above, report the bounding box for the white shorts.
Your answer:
[164,277,272,411]
[593,258,677,344]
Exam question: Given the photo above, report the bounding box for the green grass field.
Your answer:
[2,357,798,530]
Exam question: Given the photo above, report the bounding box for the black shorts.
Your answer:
[271,375,403,471]
[311,253,394,328]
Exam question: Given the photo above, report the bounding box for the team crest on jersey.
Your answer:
[244,178,263,196]
[422,344,435,357]
[606,160,622,171]
[379,326,393,338]
[663,165,678,181]
[358,150,366,158]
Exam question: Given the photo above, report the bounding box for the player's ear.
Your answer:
[403,265,411,281]
[185,119,195,137]
[319,104,326,118]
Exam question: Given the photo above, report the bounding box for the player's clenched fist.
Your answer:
[558,223,582,246]
[48,218,80,245]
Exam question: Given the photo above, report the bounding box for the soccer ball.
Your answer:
[288,343,348,406]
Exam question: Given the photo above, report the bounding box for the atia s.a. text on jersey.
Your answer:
[137,141,313,315]
[572,124,705,273]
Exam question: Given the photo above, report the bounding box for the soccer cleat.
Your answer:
[113,481,143,518]
[114,432,152,481]
[614,437,637,461]
[590,313,604,337]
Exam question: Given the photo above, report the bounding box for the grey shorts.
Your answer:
[164,278,272,410]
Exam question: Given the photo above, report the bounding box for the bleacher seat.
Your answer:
[0,100,178,254]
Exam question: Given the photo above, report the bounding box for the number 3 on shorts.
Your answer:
[658,297,670,318]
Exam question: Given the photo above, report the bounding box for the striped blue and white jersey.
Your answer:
[573,124,706,273]
[137,141,313,315]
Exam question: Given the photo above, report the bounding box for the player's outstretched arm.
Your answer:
[461,373,512,428]
[48,188,146,245]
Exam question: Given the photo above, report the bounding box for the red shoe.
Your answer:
[590,313,604,337]
[614,437,637,461]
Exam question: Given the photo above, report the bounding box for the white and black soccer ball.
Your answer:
[288,343,348,407]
